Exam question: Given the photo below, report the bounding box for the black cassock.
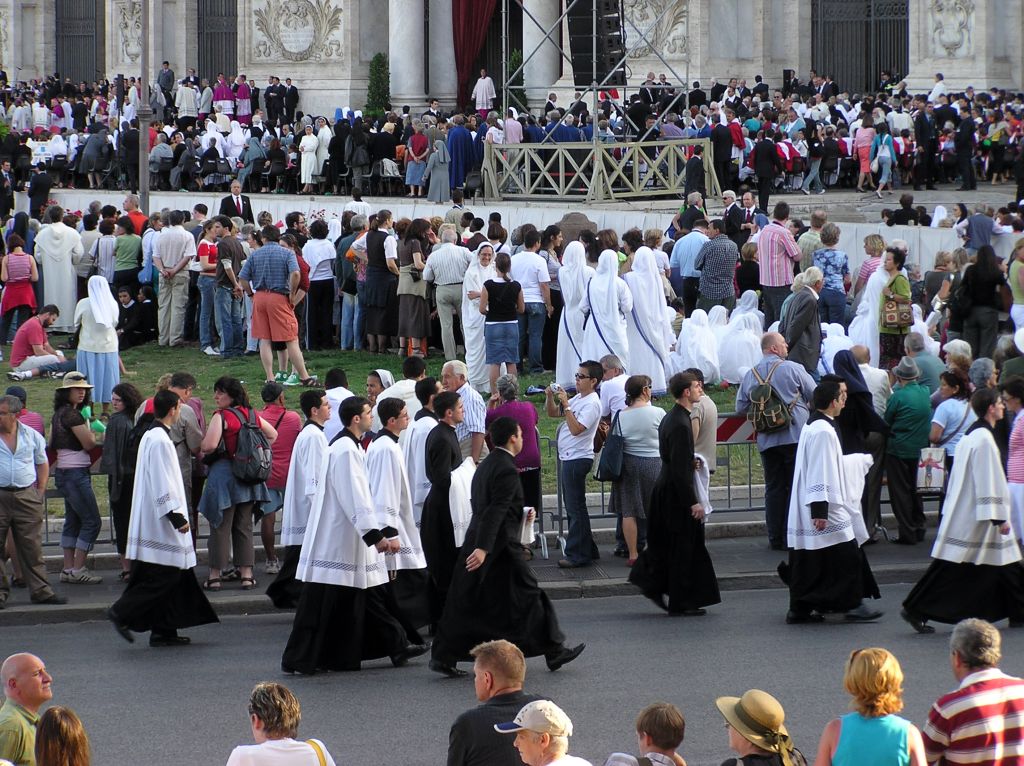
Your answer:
[419,421,462,622]
[432,449,565,666]
[629,404,721,613]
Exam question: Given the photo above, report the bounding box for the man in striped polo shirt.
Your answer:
[922,618,1024,764]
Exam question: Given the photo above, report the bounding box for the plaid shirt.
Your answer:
[757,221,801,287]
[239,243,298,294]
[695,234,739,300]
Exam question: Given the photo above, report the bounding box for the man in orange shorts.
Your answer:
[238,225,315,385]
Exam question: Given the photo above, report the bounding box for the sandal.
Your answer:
[202,578,222,591]
[300,377,317,387]
[240,577,257,590]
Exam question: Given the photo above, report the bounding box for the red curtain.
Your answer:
[452,0,498,108]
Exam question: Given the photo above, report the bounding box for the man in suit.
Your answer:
[264,76,283,124]
[722,190,744,249]
[26,164,51,221]
[780,267,824,377]
[688,81,707,110]
[121,120,141,194]
[752,132,782,212]
[683,145,706,198]
[445,640,545,766]
[955,106,976,191]
[710,119,734,191]
[429,417,584,677]
[0,160,15,219]
[914,100,938,190]
[218,180,255,224]
[284,78,299,124]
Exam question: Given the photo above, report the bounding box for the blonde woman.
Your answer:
[813,648,927,766]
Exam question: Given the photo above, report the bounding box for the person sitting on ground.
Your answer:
[7,306,76,382]
[447,640,546,766]
[715,689,807,766]
[0,653,54,766]
[34,706,90,766]
[812,647,927,765]
[604,702,688,766]
[225,682,337,766]
[495,700,593,766]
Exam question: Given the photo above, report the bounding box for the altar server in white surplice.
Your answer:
[623,247,673,395]
[402,377,441,526]
[282,395,427,674]
[367,396,429,629]
[265,389,331,609]
[108,390,218,647]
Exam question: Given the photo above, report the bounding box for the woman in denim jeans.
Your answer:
[50,371,103,584]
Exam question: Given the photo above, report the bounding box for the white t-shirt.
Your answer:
[599,374,628,417]
[324,385,355,443]
[548,755,594,766]
[225,738,337,766]
[302,238,336,281]
[557,391,601,461]
[510,249,550,304]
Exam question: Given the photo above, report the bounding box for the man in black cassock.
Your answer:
[420,390,464,625]
[429,417,585,678]
[629,372,721,615]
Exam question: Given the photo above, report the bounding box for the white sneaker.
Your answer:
[282,372,301,386]
[203,346,221,356]
[264,559,281,575]
[65,567,102,584]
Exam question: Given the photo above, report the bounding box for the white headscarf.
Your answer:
[465,242,497,295]
[911,304,940,355]
[556,241,594,388]
[584,249,632,368]
[671,309,720,383]
[732,290,764,327]
[707,304,730,342]
[819,323,854,375]
[87,274,120,328]
[718,312,761,384]
[624,246,671,359]
[326,218,342,244]
[374,368,395,390]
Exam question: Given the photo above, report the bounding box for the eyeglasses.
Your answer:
[574,373,595,380]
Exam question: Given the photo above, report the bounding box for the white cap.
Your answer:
[494,700,573,737]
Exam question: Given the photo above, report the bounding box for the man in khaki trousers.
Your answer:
[153,209,197,346]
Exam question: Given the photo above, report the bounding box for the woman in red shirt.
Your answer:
[197,218,220,356]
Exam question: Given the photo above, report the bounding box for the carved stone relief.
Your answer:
[0,9,8,69]
[623,0,689,59]
[930,0,975,57]
[117,0,142,64]
[252,0,344,62]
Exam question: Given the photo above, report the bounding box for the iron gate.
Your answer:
[197,0,238,83]
[812,0,908,95]
[55,0,104,85]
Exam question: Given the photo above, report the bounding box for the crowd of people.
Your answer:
[4,618,1024,765]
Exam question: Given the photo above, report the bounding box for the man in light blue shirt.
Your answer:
[669,220,709,315]
[0,394,65,608]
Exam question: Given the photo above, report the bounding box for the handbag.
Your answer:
[881,276,913,330]
[869,157,879,174]
[593,411,625,482]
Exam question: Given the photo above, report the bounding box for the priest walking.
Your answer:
[780,377,882,624]
[108,390,218,647]
[902,388,1024,633]
[281,396,428,674]
[266,389,331,609]
[430,417,585,677]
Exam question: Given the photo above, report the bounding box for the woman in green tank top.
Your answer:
[1008,239,1024,332]
[813,648,927,766]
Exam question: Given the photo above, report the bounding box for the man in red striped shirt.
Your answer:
[756,201,802,328]
[922,618,1024,764]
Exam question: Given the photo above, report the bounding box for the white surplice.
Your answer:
[297,432,388,589]
[787,417,873,551]
[449,456,476,547]
[932,426,1023,567]
[366,431,426,572]
[279,423,328,548]
[402,412,438,525]
[126,425,196,570]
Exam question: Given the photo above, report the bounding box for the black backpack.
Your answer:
[747,361,798,434]
[123,412,155,477]
[224,407,273,485]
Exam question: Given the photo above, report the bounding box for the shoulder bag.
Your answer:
[593,411,625,482]
[916,403,970,494]
[881,275,913,330]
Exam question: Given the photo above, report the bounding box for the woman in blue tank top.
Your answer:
[814,648,928,766]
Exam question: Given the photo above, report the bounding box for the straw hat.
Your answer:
[716,690,791,756]
[59,371,92,389]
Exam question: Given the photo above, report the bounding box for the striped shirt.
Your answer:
[424,243,472,286]
[858,255,882,284]
[921,668,1024,765]
[455,382,486,441]
[756,221,801,287]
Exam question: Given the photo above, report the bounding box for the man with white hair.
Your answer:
[0,652,53,765]
[779,266,824,377]
[495,700,592,766]
[443,360,488,463]
[424,224,472,361]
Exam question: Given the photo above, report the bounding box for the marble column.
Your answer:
[522,0,561,107]
[389,0,426,109]
[428,0,458,107]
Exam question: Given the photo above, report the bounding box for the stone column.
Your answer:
[428,0,458,107]
[522,0,561,107]
[389,0,426,109]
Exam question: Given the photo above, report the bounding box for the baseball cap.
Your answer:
[494,700,573,737]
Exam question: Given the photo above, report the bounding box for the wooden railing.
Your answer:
[481,138,721,202]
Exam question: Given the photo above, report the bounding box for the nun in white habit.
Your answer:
[911,305,940,356]
[462,243,497,393]
[580,249,633,370]
[555,241,595,390]
[668,309,721,383]
[819,323,855,375]
[731,289,765,328]
[707,304,730,344]
[225,120,246,162]
[623,247,673,394]
[718,312,761,384]
[848,266,888,366]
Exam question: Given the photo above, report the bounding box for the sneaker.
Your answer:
[282,372,301,386]
[274,371,287,382]
[64,567,102,584]
[817,188,826,194]
[264,559,281,575]
[6,370,27,381]
[203,346,221,356]
[800,188,810,195]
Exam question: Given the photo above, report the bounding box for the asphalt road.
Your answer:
[9,585,1024,766]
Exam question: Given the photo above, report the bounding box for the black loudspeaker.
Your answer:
[567,0,627,88]
[116,75,125,107]
[782,69,795,94]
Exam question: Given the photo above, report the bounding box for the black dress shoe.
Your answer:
[556,558,590,569]
[429,659,467,678]
[390,642,430,667]
[785,610,824,624]
[546,643,585,671]
[642,591,668,612]
[891,536,916,545]
[901,608,935,634]
[613,547,629,558]
[915,528,926,542]
[106,608,134,643]
[845,604,884,622]
[149,633,190,647]
[32,594,67,605]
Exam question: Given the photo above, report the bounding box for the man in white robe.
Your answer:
[281,396,427,674]
[371,356,426,432]
[471,69,497,118]
[108,390,218,647]
[367,397,429,630]
[266,389,330,609]
[781,379,882,624]
[34,207,83,334]
[902,389,1024,633]
[403,378,441,527]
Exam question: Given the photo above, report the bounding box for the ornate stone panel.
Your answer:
[116,0,142,64]
[930,0,974,57]
[252,0,344,62]
[623,0,689,60]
